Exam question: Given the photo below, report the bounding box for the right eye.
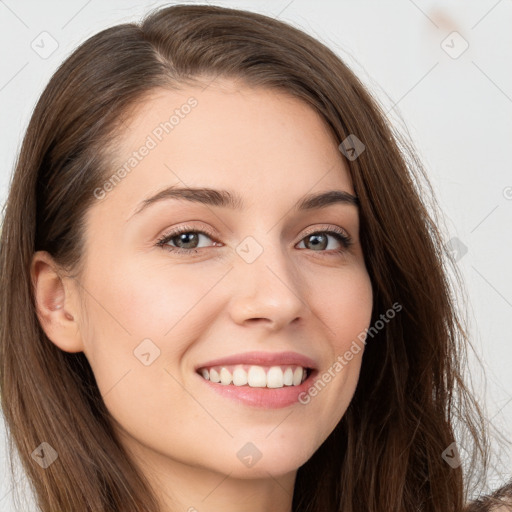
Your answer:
[156,226,221,254]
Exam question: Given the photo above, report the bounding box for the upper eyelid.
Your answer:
[301,224,350,237]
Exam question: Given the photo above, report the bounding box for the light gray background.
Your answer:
[1,1,511,509]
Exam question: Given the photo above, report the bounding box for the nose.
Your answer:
[227,238,308,330]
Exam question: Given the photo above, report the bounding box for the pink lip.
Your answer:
[194,350,318,371]
[196,368,319,409]
[194,350,319,409]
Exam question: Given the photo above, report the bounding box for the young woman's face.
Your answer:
[63,80,373,480]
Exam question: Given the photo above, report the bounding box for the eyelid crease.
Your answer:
[301,223,351,239]
[155,223,220,246]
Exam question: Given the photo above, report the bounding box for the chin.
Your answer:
[208,437,317,479]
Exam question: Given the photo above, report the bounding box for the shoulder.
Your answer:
[464,500,512,512]
[464,480,512,512]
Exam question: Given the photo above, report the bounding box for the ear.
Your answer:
[30,250,84,353]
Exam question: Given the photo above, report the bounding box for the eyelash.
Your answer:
[155,224,353,256]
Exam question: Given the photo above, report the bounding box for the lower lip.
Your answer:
[196,370,318,409]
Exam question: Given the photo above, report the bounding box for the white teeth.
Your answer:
[267,366,284,388]
[199,364,309,388]
[248,366,267,387]
[232,367,248,386]
[220,367,232,385]
[292,367,303,386]
[283,367,294,386]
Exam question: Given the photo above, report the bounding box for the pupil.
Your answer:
[308,234,326,250]
[178,233,198,248]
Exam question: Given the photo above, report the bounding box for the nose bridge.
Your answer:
[228,230,306,325]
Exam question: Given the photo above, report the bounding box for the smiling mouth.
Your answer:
[196,364,313,389]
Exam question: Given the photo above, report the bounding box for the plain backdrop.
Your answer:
[1,1,511,510]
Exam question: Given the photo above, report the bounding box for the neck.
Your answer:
[124,434,296,512]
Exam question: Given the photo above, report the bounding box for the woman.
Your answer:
[0,4,509,512]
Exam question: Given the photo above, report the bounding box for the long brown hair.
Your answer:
[0,4,506,511]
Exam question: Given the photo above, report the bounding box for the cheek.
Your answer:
[301,265,372,424]
[78,256,229,392]
[84,255,222,339]
[313,263,373,349]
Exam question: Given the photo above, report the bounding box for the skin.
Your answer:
[31,79,373,512]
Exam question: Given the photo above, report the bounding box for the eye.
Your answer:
[296,226,353,254]
[156,225,219,254]
[155,224,353,256]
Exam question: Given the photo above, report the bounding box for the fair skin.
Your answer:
[31,79,373,512]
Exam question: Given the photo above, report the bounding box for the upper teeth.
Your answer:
[199,365,308,388]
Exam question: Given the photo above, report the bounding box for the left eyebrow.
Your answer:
[296,189,360,210]
[127,186,359,221]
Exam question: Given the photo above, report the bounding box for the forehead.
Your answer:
[94,79,354,218]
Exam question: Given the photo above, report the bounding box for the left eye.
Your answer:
[296,230,351,251]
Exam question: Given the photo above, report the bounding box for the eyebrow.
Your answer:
[128,185,359,220]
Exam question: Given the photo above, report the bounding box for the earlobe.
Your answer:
[30,251,84,353]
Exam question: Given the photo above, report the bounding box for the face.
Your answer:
[54,80,373,481]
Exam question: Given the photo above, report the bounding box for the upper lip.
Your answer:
[195,351,318,371]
